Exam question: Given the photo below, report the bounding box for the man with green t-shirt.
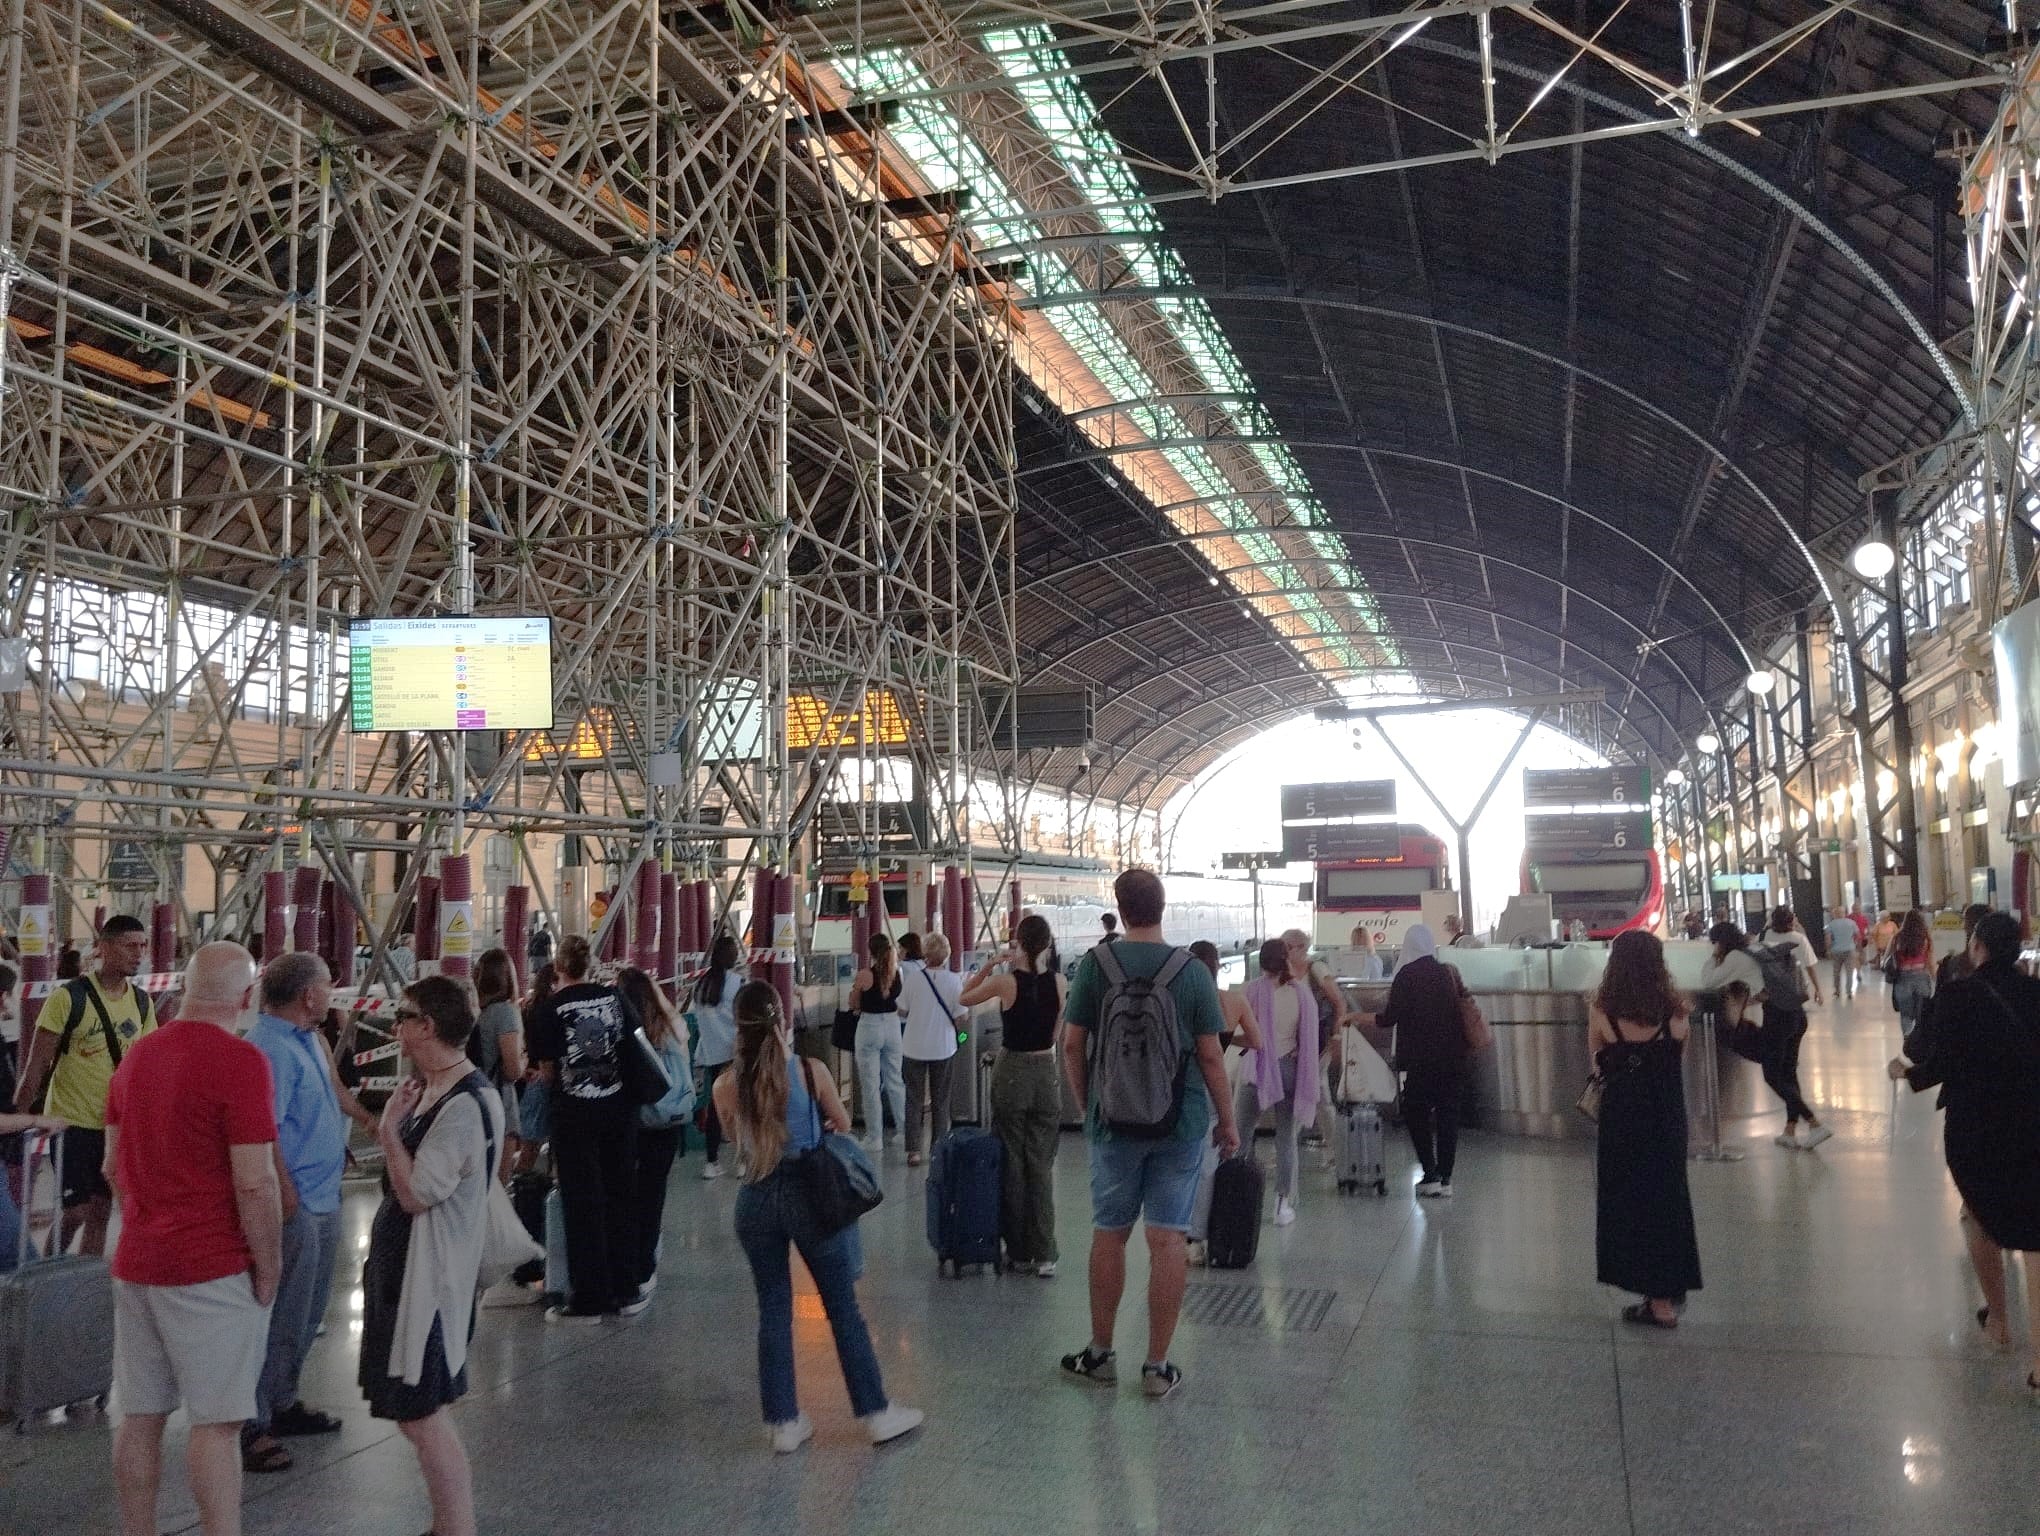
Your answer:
[13,913,157,1255]
[1058,868,1237,1400]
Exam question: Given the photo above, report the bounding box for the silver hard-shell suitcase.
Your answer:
[1335,1101,1388,1197]
[0,1131,114,1428]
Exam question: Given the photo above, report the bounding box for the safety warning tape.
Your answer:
[352,1041,402,1066]
[357,1075,400,1092]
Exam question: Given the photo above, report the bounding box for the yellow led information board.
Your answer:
[350,617,554,732]
[787,689,909,750]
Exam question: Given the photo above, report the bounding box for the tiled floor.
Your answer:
[6,978,2037,1535]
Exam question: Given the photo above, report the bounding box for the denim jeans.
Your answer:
[853,1015,905,1150]
[732,1167,888,1426]
[252,1204,343,1430]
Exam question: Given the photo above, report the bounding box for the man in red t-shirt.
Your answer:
[104,942,280,1536]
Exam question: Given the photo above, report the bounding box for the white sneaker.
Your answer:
[1415,1180,1444,1198]
[1034,1260,1057,1279]
[701,1160,724,1181]
[1799,1125,1834,1150]
[1273,1197,1296,1227]
[1774,1131,1802,1150]
[863,1404,924,1445]
[1436,1182,1454,1198]
[766,1414,813,1454]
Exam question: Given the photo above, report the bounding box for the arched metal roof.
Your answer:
[997,1,2008,801]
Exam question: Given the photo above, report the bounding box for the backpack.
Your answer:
[1753,940,1806,1007]
[1088,944,1192,1139]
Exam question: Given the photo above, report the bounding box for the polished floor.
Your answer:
[5,978,2035,1536]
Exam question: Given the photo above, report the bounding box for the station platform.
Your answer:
[5,979,2027,1536]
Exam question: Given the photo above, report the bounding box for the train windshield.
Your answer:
[1530,862,1649,898]
[1321,867,1437,902]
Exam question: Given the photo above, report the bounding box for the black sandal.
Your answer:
[241,1438,293,1474]
[1621,1302,1678,1330]
[1979,1306,1993,1333]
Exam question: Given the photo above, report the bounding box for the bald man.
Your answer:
[104,942,280,1536]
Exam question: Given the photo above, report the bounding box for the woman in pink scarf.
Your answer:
[1231,937,1319,1228]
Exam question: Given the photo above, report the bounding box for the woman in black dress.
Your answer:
[359,976,497,1536]
[1591,930,1702,1328]
[1889,911,2040,1387]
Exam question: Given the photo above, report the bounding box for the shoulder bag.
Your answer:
[790,1059,882,1235]
[1458,991,1493,1054]
[1720,986,1766,1064]
[830,1006,860,1053]
[455,1077,542,1290]
[618,1022,674,1108]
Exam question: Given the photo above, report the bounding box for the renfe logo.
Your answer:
[1315,909,1422,951]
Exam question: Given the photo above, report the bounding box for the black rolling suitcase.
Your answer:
[1204,1155,1264,1269]
[508,1171,550,1285]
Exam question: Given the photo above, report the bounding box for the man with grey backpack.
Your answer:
[1059,869,1237,1400]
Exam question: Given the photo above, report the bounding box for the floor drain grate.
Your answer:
[1180,1283,1336,1333]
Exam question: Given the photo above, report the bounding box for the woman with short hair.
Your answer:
[358,976,497,1536]
[899,933,964,1166]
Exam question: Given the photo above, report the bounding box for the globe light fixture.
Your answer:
[1664,768,1687,787]
[1696,731,1720,755]
[1745,668,1775,695]
[1849,539,1896,581]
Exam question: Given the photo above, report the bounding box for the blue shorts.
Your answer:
[1088,1135,1206,1234]
[519,1079,552,1142]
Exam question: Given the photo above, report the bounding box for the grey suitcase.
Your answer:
[1335,1101,1388,1197]
[0,1131,114,1427]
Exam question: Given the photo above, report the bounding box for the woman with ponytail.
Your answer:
[714,981,921,1453]
[963,914,1067,1275]
[849,932,906,1158]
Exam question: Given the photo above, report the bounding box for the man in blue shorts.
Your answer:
[1059,868,1237,1399]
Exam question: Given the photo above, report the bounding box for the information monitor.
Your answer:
[349,616,554,732]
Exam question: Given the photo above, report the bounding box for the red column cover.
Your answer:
[438,856,472,978]
[771,870,796,1023]
[942,864,965,970]
[150,902,176,976]
[263,870,290,964]
[658,871,680,995]
[693,879,712,963]
[291,866,322,954]
[414,874,441,963]
[329,884,357,989]
[20,872,51,1038]
[632,862,662,975]
[503,884,530,992]
[750,867,772,972]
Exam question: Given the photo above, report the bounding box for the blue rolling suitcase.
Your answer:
[926,1127,1003,1276]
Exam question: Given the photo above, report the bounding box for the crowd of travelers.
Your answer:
[5,869,2040,1536]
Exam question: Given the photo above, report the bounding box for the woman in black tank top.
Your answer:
[850,934,905,1155]
[961,915,1067,1274]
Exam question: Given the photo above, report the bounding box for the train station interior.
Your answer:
[4,2,2040,1534]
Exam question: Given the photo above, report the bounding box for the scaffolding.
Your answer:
[0,0,1025,981]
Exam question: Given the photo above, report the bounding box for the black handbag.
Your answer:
[619,1025,673,1107]
[791,1060,882,1234]
[830,1007,859,1053]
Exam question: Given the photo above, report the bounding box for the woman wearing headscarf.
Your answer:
[1380,925,1468,1197]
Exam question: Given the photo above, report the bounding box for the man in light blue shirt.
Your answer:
[241,953,366,1471]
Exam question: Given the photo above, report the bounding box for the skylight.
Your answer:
[831,28,1398,680]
